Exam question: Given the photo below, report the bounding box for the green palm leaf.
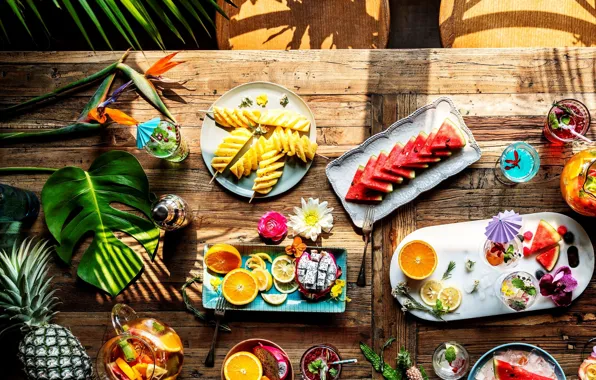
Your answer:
[41,151,160,296]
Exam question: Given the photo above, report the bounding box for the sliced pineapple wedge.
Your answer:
[213,106,261,128]
[258,109,311,132]
[211,128,254,173]
[229,136,269,179]
[269,127,318,163]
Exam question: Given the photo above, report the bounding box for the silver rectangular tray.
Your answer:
[326,97,482,228]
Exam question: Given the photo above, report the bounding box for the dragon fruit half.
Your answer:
[295,250,339,300]
[253,343,290,380]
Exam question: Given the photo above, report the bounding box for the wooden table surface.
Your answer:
[1,49,596,379]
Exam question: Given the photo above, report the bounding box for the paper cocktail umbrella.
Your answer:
[484,210,522,243]
[136,118,161,149]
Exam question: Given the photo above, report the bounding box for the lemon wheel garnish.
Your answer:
[274,278,299,294]
[261,293,288,305]
[245,256,266,270]
[251,267,273,292]
[438,286,462,312]
[252,252,272,263]
[271,256,295,284]
[420,280,443,306]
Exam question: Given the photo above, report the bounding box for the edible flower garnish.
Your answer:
[210,277,222,292]
[287,198,334,241]
[504,149,521,170]
[330,279,346,300]
[258,211,288,243]
[539,266,578,307]
[285,236,307,258]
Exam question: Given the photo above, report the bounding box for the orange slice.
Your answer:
[222,268,259,305]
[157,331,183,353]
[398,240,438,280]
[224,351,263,380]
[205,244,242,274]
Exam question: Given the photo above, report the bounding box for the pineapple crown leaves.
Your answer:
[0,238,60,329]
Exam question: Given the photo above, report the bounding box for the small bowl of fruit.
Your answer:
[222,339,293,380]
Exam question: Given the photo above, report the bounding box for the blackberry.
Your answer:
[535,269,545,280]
[563,231,575,244]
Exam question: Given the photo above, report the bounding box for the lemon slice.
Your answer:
[438,286,462,312]
[146,364,168,379]
[271,256,295,283]
[261,293,288,305]
[251,268,270,292]
[274,278,299,294]
[245,256,266,270]
[420,280,443,306]
[252,252,273,263]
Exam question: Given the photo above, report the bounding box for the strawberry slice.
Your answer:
[382,143,416,179]
[402,132,441,166]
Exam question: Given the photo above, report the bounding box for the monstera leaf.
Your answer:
[41,151,160,296]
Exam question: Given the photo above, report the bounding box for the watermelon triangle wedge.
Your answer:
[428,118,467,152]
[494,359,554,380]
[420,128,453,157]
[536,245,560,272]
[345,165,383,203]
[529,220,562,254]
[382,144,416,179]
[403,132,441,166]
[393,137,429,169]
[361,156,393,193]
[373,151,404,184]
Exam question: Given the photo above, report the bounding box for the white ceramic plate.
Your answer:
[326,97,481,228]
[201,82,317,199]
[389,212,594,321]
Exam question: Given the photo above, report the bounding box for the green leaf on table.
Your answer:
[41,151,160,296]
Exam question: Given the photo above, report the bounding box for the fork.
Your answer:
[204,297,227,367]
[357,207,375,287]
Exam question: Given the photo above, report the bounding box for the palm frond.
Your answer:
[0,0,236,50]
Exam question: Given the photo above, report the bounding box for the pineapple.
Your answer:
[252,143,286,194]
[258,109,311,132]
[211,128,254,173]
[398,348,424,380]
[213,106,261,128]
[229,135,269,179]
[269,127,317,162]
[0,239,92,380]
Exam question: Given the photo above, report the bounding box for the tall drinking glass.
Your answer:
[544,99,591,144]
[144,120,189,162]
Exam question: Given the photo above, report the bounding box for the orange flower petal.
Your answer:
[88,109,107,124]
[103,108,139,126]
[145,52,185,77]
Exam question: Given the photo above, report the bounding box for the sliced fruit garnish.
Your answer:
[222,268,259,306]
[147,364,168,379]
[158,331,184,353]
[252,267,273,292]
[274,278,299,294]
[116,357,136,380]
[529,220,562,254]
[261,293,288,305]
[398,240,438,280]
[252,252,273,263]
[438,287,462,311]
[245,256,267,270]
[271,256,296,283]
[205,244,242,274]
[224,351,263,380]
[420,280,443,306]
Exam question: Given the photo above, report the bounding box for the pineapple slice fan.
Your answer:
[253,142,286,194]
[213,107,311,133]
[230,136,269,179]
[211,128,255,173]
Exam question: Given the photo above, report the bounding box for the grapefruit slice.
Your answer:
[529,220,562,254]
[536,245,560,272]
[345,165,383,203]
[372,151,404,184]
[402,132,441,166]
[494,359,553,380]
[361,156,393,193]
[428,118,467,152]
[382,143,416,179]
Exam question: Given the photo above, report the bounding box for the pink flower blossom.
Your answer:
[258,211,288,243]
[539,266,578,307]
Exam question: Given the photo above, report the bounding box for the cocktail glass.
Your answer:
[561,149,596,217]
[300,344,342,380]
[144,120,189,162]
[494,142,540,185]
[432,342,470,380]
[482,238,522,269]
[97,304,184,379]
[544,99,591,144]
[496,271,538,312]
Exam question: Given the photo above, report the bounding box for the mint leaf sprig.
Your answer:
[511,278,537,296]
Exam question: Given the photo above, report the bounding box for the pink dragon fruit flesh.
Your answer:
[261,344,290,380]
[295,250,339,300]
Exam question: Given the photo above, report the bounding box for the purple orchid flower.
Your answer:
[539,266,578,307]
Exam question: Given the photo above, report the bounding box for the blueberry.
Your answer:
[563,231,575,244]
[567,246,580,268]
[535,270,545,280]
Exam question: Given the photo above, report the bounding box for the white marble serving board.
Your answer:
[326,97,481,228]
[389,212,594,321]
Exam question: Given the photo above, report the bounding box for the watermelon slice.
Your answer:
[382,144,416,179]
[392,137,429,169]
[494,359,554,380]
[361,156,393,193]
[529,220,562,254]
[345,165,383,203]
[428,118,467,152]
[420,129,452,158]
[402,132,441,166]
[536,245,560,272]
[372,151,404,184]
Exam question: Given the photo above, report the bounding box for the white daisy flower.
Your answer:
[287,198,334,241]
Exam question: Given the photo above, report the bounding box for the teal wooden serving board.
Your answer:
[202,244,347,313]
